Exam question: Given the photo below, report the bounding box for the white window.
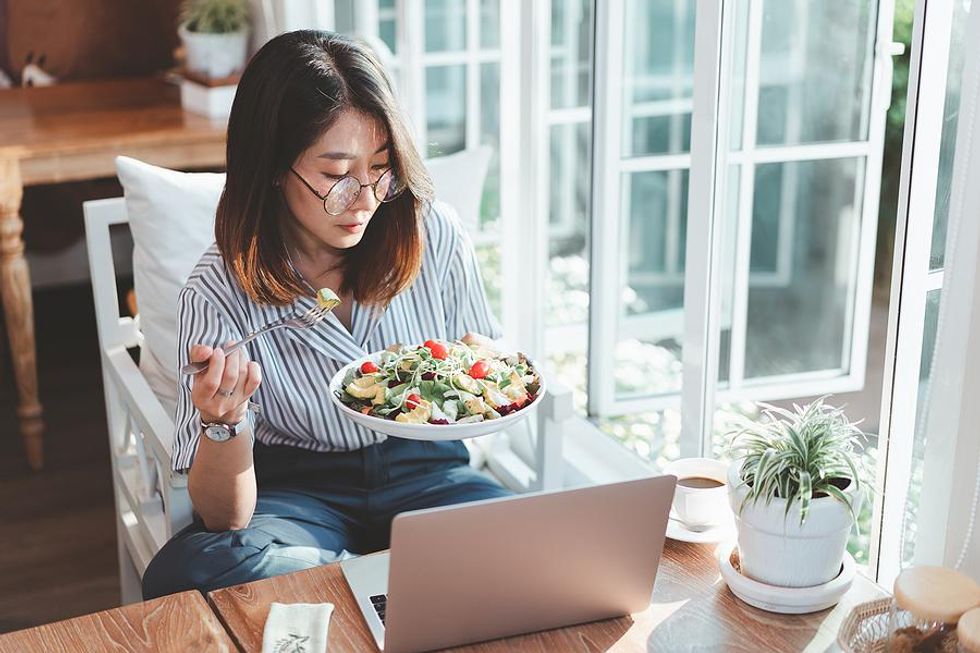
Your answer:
[546,0,896,571]
[372,0,503,230]
[589,0,891,428]
[342,0,980,582]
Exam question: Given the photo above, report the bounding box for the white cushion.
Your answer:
[423,145,493,232]
[115,156,224,418]
[114,149,490,417]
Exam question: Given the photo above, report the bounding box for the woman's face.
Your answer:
[281,108,391,251]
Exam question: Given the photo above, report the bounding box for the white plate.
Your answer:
[717,543,856,614]
[666,510,737,544]
[329,350,547,441]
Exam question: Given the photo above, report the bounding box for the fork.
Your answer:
[181,302,337,375]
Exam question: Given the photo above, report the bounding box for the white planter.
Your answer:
[728,461,862,588]
[179,23,249,79]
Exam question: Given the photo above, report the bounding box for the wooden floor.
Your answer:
[0,283,120,633]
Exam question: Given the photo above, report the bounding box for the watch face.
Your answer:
[204,424,232,442]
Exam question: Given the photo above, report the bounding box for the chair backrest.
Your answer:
[85,197,141,353]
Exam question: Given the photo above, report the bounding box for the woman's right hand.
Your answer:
[189,343,262,425]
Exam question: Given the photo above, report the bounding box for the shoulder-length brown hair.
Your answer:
[216,30,432,307]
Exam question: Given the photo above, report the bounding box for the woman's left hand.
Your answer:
[461,332,494,349]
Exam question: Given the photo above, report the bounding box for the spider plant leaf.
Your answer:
[798,470,812,525]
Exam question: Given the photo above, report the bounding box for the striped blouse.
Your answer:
[171,201,502,472]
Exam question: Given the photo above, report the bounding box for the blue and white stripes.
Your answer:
[171,201,502,472]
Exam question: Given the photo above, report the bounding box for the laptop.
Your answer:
[341,474,677,653]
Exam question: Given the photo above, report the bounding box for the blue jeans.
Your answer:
[141,437,511,600]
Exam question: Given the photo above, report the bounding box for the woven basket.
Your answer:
[837,598,960,653]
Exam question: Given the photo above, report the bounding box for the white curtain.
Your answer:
[915,2,980,580]
[249,0,335,52]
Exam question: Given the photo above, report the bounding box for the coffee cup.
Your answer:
[663,457,730,531]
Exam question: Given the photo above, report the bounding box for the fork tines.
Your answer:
[302,303,331,326]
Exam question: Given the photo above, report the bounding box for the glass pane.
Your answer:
[598,408,683,465]
[548,122,591,249]
[550,0,593,109]
[744,158,865,378]
[615,169,690,400]
[379,0,397,53]
[476,243,502,325]
[728,0,751,151]
[425,65,467,157]
[756,0,876,146]
[900,289,941,565]
[480,0,500,48]
[425,0,466,53]
[623,0,696,156]
[931,0,972,270]
[379,20,397,53]
[480,63,500,225]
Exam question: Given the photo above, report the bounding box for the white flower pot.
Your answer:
[179,23,249,79]
[727,461,861,588]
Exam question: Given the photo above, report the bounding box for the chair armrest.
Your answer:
[104,346,175,466]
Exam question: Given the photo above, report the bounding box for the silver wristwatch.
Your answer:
[202,419,247,442]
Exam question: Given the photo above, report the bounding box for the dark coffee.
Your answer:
[677,476,724,489]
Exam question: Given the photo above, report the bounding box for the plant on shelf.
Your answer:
[182,0,250,34]
[179,0,251,80]
[727,396,868,589]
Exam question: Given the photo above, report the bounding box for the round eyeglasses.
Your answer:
[289,166,403,216]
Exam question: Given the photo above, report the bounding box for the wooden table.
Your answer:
[0,76,227,470]
[208,540,887,652]
[0,590,238,652]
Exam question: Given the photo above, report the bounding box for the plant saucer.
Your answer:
[717,542,856,614]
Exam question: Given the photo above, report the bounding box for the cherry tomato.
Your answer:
[424,339,448,360]
[406,393,423,409]
[469,360,490,379]
[360,361,379,374]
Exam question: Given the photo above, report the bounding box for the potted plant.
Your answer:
[178,0,251,80]
[728,397,867,588]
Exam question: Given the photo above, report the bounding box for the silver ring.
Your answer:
[218,388,234,397]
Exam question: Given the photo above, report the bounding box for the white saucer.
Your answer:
[665,511,737,544]
[717,543,856,614]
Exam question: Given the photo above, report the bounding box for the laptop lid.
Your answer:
[382,474,676,653]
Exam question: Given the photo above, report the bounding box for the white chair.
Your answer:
[84,155,570,605]
[85,196,192,605]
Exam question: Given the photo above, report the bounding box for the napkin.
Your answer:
[261,602,335,653]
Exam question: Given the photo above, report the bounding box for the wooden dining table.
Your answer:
[0,590,237,652]
[0,538,887,651]
[0,76,227,470]
[207,539,888,652]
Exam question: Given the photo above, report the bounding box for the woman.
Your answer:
[141,30,511,600]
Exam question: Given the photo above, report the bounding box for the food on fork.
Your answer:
[336,340,542,425]
[316,287,342,311]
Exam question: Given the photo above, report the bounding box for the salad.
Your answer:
[336,340,542,425]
